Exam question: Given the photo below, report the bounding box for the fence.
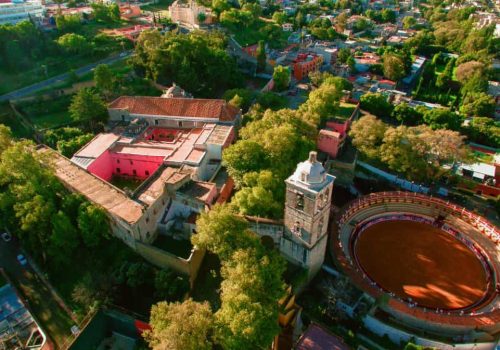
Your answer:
[357,161,430,194]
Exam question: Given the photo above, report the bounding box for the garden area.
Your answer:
[15,95,74,130]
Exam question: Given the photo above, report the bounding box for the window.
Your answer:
[296,193,304,210]
[116,168,121,173]
[145,170,150,176]
[155,119,159,126]
[130,160,133,165]
[302,249,308,264]
[146,217,149,223]
[133,169,137,176]
[121,115,125,121]
[117,159,120,164]
[178,121,183,127]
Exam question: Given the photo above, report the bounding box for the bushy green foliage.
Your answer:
[272,65,290,91]
[359,93,393,118]
[131,30,241,97]
[350,116,471,182]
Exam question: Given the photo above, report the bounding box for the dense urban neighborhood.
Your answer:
[0,0,499,348]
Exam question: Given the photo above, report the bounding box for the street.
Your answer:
[0,51,132,102]
[0,238,74,349]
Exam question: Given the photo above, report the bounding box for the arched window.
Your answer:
[296,193,304,210]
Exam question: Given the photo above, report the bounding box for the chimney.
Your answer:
[308,151,317,163]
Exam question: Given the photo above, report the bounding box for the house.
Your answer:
[317,102,360,158]
[169,0,214,28]
[402,56,426,86]
[292,52,324,81]
[354,52,380,72]
[309,41,338,66]
[42,95,240,285]
[0,0,44,25]
[283,23,294,31]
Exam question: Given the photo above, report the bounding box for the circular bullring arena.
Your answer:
[333,191,500,337]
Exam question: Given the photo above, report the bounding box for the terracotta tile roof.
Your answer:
[108,97,239,122]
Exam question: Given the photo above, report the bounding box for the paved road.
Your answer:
[0,51,133,102]
[0,238,74,349]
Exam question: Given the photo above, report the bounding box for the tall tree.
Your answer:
[256,40,267,73]
[69,88,108,130]
[145,299,214,350]
[272,65,290,92]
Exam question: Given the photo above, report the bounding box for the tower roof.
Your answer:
[287,151,334,191]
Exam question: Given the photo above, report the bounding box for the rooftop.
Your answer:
[178,181,216,204]
[41,146,145,224]
[295,323,349,350]
[108,97,240,122]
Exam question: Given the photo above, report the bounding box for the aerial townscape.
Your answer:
[0,0,499,348]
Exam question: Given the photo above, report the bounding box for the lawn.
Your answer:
[335,102,357,120]
[17,95,74,130]
[27,111,74,130]
[228,20,291,49]
[153,234,193,259]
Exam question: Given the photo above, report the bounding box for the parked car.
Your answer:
[1,232,11,242]
[17,254,27,267]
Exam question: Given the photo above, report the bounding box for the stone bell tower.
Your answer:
[280,151,335,279]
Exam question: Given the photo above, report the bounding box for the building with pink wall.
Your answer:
[317,102,360,159]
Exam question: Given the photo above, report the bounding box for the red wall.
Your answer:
[110,153,165,179]
[87,150,165,181]
[317,132,344,158]
[88,150,113,182]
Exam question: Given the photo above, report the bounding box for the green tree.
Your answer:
[94,64,114,94]
[422,108,462,130]
[231,170,282,218]
[359,93,393,117]
[77,203,110,247]
[145,299,214,350]
[154,269,189,300]
[460,92,496,117]
[49,211,79,265]
[391,103,423,126]
[382,53,405,81]
[272,65,290,92]
[349,115,388,159]
[55,14,81,32]
[191,204,254,261]
[272,11,288,24]
[300,83,341,126]
[216,247,285,350]
[69,88,108,130]
[256,40,266,73]
[223,140,268,186]
[466,117,500,148]
[223,89,255,111]
[402,16,416,29]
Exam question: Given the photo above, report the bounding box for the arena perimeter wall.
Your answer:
[363,316,497,350]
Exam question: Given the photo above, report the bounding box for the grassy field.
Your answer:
[27,111,74,130]
[336,102,357,120]
[229,20,291,49]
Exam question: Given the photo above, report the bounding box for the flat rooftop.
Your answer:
[42,147,145,224]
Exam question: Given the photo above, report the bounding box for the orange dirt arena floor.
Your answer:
[354,220,488,310]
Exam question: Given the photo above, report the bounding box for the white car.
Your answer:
[1,232,11,242]
[17,254,27,267]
